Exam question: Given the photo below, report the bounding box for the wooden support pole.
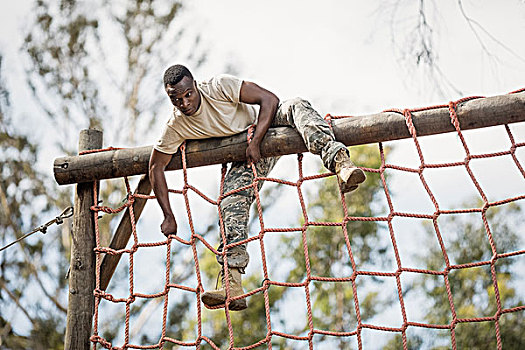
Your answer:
[65,129,102,350]
[99,175,152,290]
[54,91,525,185]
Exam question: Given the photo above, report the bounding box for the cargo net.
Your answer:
[89,90,525,350]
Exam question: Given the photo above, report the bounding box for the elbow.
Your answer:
[148,162,155,179]
[148,163,156,184]
[261,93,279,112]
[148,149,172,188]
[269,93,279,109]
[148,157,155,177]
[148,156,163,181]
[149,161,162,179]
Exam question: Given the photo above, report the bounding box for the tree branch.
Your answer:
[0,279,35,325]
[457,0,525,63]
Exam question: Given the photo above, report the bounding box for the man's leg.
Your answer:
[201,156,279,310]
[274,98,365,192]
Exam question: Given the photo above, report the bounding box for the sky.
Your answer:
[1,0,525,348]
[191,0,525,106]
[2,1,525,167]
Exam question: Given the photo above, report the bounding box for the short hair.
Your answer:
[163,64,193,86]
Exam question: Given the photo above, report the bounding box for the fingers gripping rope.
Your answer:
[0,207,74,253]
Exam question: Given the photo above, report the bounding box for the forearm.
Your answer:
[149,164,174,219]
[251,94,279,146]
[239,81,279,163]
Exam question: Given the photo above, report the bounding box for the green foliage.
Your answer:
[281,145,387,348]
[203,276,286,349]
[0,54,66,349]
[399,201,525,349]
[382,333,423,350]
[194,251,287,349]
[1,0,206,346]
[0,313,65,349]
[24,0,205,149]
[25,0,102,131]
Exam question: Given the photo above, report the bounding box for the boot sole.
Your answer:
[229,299,247,311]
[348,168,366,185]
[201,294,247,311]
[201,293,225,307]
[340,168,366,193]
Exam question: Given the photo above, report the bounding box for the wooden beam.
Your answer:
[99,175,152,291]
[65,129,102,350]
[54,91,525,185]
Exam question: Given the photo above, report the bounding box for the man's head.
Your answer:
[163,64,201,116]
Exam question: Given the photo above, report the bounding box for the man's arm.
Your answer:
[239,81,279,164]
[149,149,177,237]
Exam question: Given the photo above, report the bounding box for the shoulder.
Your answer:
[212,74,243,85]
[200,74,243,103]
[201,74,243,92]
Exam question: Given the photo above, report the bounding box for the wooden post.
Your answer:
[65,129,102,350]
[99,174,152,290]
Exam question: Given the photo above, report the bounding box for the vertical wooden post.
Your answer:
[65,129,102,350]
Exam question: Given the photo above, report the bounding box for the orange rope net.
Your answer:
[88,89,525,349]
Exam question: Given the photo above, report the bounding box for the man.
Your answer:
[149,64,365,311]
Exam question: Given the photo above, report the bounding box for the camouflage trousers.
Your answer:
[217,98,348,272]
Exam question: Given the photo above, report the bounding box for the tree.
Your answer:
[278,145,388,349]
[382,334,423,350]
[421,201,524,349]
[374,0,525,96]
[198,261,288,348]
[0,54,67,349]
[10,1,523,347]
[383,201,525,349]
[2,0,207,345]
[24,0,205,150]
[23,0,207,267]
[166,145,386,348]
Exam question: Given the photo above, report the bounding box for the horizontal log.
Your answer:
[54,91,525,185]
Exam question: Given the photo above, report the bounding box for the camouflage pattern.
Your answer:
[273,98,347,171]
[217,98,348,272]
[217,156,279,272]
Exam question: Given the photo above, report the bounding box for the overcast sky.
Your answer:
[2,1,525,347]
[2,1,525,147]
[190,0,525,108]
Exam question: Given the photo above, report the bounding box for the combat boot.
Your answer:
[201,267,247,311]
[333,149,366,193]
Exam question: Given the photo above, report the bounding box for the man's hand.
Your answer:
[246,141,262,164]
[239,81,279,165]
[161,215,177,237]
[149,149,178,238]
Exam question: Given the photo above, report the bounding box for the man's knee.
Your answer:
[275,97,314,126]
[286,97,311,111]
[223,164,255,194]
[221,193,253,222]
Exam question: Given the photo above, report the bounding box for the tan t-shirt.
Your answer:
[154,74,258,154]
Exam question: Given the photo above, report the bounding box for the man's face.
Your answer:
[165,76,201,116]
